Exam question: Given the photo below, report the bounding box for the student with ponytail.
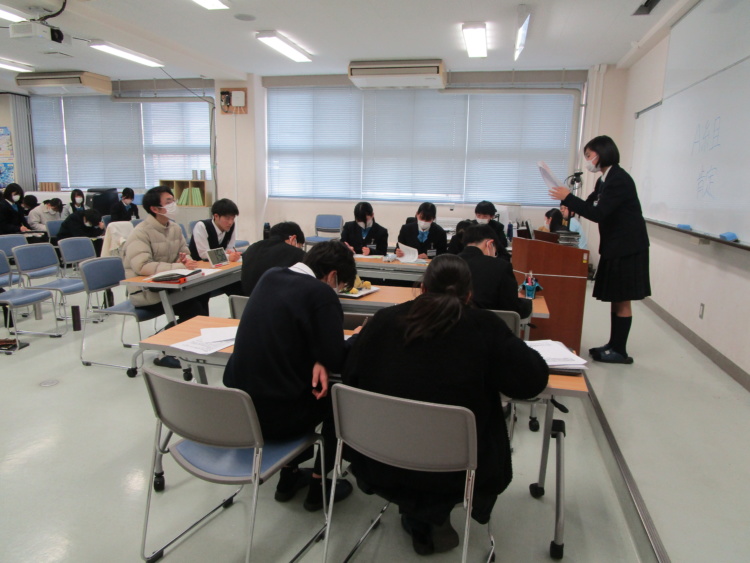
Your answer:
[343,254,548,556]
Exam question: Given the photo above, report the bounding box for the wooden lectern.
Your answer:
[512,237,590,352]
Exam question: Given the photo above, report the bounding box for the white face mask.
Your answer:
[328,272,339,293]
[584,157,600,173]
[75,197,84,205]
[357,218,374,230]
[159,201,178,220]
[417,220,431,232]
[11,194,20,202]
[84,221,92,228]
[476,218,489,225]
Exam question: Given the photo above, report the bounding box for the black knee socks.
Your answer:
[607,311,617,347]
[610,315,632,357]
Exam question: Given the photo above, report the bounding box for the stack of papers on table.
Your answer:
[170,326,238,355]
[525,340,587,370]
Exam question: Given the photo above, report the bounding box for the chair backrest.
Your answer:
[46,220,64,238]
[143,369,263,448]
[58,237,97,266]
[179,223,188,241]
[0,250,12,282]
[12,243,60,275]
[131,219,144,227]
[102,214,112,227]
[492,310,521,338]
[102,221,134,257]
[331,384,477,472]
[189,220,198,235]
[229,294,249,320]
[79,256,127,293]
[315,214,343,235]
[0,234,27,258]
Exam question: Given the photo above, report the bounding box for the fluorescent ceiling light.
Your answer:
[515,5,531,61]
[462,23,487,58]
[256,31,311,62]
[89,41,164,68]
[0,5,28,23]
[0,57,34,72]
[190,0,229,9]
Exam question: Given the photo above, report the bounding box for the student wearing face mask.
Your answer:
[122,186,209,368]
[538,208,566,233]
[61,189,87,220]
[110,188,140,222]
[28,198,62,232]
[224,241,359,512]
[550,135,650,365]
[472,201,510,260]
[396,202,447,259]
[0,183,31,234]
[21,194,38,216]
[57,208,105,254]
[340,201,389,256]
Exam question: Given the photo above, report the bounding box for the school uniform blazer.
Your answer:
[110,201,139,222]
[458,246,532,318]
[397,222,448,256]
[562,164,649,259]
[343,301,548,521]
[240,237,305,296]
[340,221,389,255]
[0,199,30,234]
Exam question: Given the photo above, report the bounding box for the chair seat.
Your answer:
[25,266,60,279]
[0,287,53,307]
[172,432,317,483]
[102,301,162,323]
[306,235,337,244]
[34,278,85,295]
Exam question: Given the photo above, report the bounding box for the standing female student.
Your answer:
[550,135,650,364]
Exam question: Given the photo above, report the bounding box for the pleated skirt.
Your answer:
[593,250,651,302]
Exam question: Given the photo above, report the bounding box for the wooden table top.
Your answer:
[122,260,241,286]
[355,256,430,268]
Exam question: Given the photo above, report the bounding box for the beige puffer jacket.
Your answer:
[122,215,189,306]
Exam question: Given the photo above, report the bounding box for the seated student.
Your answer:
[122,186,209,368]
[28,198,62,232]
[61,189,87,219]
[472,200,510,260]
[21,194,38,217]
[446,219,474,255]
[188,198,242,263]
[57,208,106,255]
[458,225,532,318]
[110,188,140,222]
[396,202,447,259]
[539,208,566,233]
[340,202,389,256]
[241,221,306,296]
[0,183,31,234]
[224,241,359,511]
[343,255,548,555]
[560,203,587,249]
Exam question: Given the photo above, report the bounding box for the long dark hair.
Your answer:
[404,254,471,345]
[545,208,566,233]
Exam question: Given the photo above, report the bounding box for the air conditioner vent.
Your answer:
[15,71,112,96]
[348,59,446,89]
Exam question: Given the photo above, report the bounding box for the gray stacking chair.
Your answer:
[0,233,27,270]
[46,219,64,240]
[58,237,97,277]
[304,214,343,250]
[0,250,61,352]
[229,294,249,319]
[324,384,495,563]
[141,369,328,563]
[78,257,162,377]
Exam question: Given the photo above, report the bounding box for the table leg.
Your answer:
[530,400,555,498]
[158,290,177,325]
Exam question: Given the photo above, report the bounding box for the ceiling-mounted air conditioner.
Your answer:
[348,59,446,89]
[15,71,112,96]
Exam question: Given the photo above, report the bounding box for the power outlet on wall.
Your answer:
[699,303,705,319]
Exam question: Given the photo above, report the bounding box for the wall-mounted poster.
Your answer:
[0,162,15,185]
[0,127,13,159]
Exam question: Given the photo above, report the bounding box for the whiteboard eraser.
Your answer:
[719,232,738,242]
[676,224,692,230]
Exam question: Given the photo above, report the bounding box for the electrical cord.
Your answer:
[35,0,67,22]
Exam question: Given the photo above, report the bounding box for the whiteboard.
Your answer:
[631,0,750,243]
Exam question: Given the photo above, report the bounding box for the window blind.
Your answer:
[30,94,211,189]
[267,87,577,205]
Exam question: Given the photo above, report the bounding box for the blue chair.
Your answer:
[0,234,27,267]
[46,220,64,239]
[305,214,344,250]
[58,237,97,277]
[12,243,85,328]
[141,369,327,563]
[0,251,61,353]
[179,223,188,241]
[102,214,112,227]
[79,257,162,377]
[235,239,250,251]
[131,219,144,227]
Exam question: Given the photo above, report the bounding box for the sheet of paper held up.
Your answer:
[170,335,234,355]
[525,339,587,369]
[538,161,564,190]
[200,326,238,343]
[397,243,419,263]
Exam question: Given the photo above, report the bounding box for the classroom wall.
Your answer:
[600,36,750,377]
